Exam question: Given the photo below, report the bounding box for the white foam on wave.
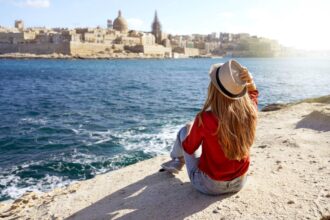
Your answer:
[0,159,71,200]
[19,117,48,126]
[70,123,182,155]
[0,122,184,200]
[61,149,105,165]
[70,128,114,146]
[71,128,79,134]
[69,122,182,155]
[0,150,147,200]
[113,123,182,154]
[0,173,73,200]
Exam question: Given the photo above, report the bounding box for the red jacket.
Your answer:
[182,90,258,181]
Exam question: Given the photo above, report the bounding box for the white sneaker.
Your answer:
[161,158,185,174]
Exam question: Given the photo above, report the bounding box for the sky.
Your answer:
[0,0,330,50]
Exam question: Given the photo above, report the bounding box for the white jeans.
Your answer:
[170,126,247,195]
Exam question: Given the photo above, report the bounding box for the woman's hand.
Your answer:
[240,68,257,91]
[239,68,253,83]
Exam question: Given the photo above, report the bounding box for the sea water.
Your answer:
[0,58,329,201]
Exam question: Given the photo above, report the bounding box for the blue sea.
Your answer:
[0,58,330,201]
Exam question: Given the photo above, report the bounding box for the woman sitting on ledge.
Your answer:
[162,59,258,195]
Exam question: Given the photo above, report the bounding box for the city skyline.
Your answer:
[0,0,330,50]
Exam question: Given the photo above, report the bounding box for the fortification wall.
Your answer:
[173,47,200,57]
[70,42,112,56]
[142,45,171,57]
[0,43,19,54]
[183,47,199,56]
[0,42,70,54]
[125,45,171,57]
[125,45,143,53]
[19,43,70,54]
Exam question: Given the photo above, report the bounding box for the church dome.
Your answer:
[113,10,128,32]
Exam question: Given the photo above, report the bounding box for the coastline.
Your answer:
[1,53,328,60]
[0,53,217,60]
[0,95,330,219]
[0,52,171,60]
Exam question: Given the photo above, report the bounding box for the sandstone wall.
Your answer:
[183,47,200,56]
[0,33,24,44]
[173,47,200,57]
[0,42,70,54]
[70,42,112,56]
[125,45,144,53]
[0,44,19,53]
[19,43,70,54]
[125,45,171,57]
[143,45,171,56]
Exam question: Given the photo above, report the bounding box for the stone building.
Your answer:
[103,29,117,44]
[107,19,113,29]
[220,32,233,42]
[84,27,106,43]
[15,20,24,31]
[113,10,128,33]
[140,33,155,45]
[2,12,285,58]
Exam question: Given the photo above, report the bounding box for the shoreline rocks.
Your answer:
[261,94,330,112]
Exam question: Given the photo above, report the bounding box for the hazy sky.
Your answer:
[0,0,329,50]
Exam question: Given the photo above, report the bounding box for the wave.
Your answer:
[19,117,48,126]
[69,123,182,154]
[0,122,182,201]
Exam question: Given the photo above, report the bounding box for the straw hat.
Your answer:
[209,59,248,100]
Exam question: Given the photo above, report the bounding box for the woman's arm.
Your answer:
[185,121,194,136]
[182,117,203,155]
[240,68,257,91]
[240,68,258,106]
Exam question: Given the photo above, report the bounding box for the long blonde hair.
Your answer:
[198,82,258,161]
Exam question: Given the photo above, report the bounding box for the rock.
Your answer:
[30,192,38,200]
[258,145,268,149]
[320,215,330,220]
[69,189,77,193]
[22,199,29,204]
[13,198,24,204]
[277,165,283,171]
[287,200,295,204]
[0,212,13,218]
[10,204,20,210]
[261,103,289,112]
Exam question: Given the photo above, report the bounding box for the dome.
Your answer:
[113,10,128,33]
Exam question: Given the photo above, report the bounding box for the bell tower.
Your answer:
[151,11,162,44]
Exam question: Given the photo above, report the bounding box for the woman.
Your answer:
[161,60,258,195]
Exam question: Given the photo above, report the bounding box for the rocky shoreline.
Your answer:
[0,95,329,219]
